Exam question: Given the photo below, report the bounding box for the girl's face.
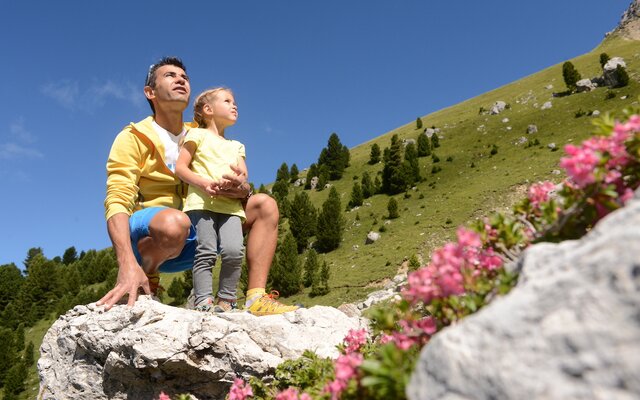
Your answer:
[208,90,238,127]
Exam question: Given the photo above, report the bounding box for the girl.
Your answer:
[176,87,246,312]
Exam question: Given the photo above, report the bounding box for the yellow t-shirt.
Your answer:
[182,128,246,220]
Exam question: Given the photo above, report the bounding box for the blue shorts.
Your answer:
[129,207,197,273]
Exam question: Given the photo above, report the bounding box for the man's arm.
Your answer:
[100,129,149,309]
[97,213,150,309]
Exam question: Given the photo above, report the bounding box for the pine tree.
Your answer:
[361,172,374,199]
[258,183,267,193]
[310,261,330,296]
[318,133,349,180]
[430,133,440,149]
[404,142,421,185]
[3,361,27,396]
[15,323,25,352]
[167,276,186,304]
[0,263,24,311]
[302,249,319,288]
[562,61,582,91]
[387,197,400,219]
[415,117,423,130]
[599,53,610,69]
[24,341,35,367]
[317,165,330,191]
[316,187,345,253]
[615,64,630,88]
[382,134,408,195]
[290,163,299,183]
[0,328,17,385]
[269,232,302,296]
[417,133,431,157]
[305,163,319,190]
[271,179,289,201]
[369,143,381,165]
[319,260,331,294]
[62,246,78,265]
[276,162,290,183]
[23,247,43,272]
[374,175,382,195]
[289,191,317,253]
[347,182,364,210]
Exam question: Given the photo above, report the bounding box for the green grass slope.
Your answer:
[279,35,640,307]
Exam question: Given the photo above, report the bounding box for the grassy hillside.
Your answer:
[254,35,639,308]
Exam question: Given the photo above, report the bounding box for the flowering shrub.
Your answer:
[159,112,640,400]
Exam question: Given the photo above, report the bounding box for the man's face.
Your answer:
[145,64,190,112]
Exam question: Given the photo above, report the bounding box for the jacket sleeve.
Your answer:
[104,129,144,220]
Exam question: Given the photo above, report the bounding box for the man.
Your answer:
[97,56,297,316]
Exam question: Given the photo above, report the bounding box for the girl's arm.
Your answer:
[175,142,216,195]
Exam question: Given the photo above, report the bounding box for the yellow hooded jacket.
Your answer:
[104,116,189,220]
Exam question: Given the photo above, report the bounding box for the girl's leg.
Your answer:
[217,214,245,302]
[187,210,218,307]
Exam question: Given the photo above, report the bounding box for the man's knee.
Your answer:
[150,209,191,244]
[246,193,279,223]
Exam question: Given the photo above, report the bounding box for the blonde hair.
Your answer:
[193,87,233,128]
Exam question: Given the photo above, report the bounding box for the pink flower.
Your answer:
[456,227,482,248]
[228,378,253,400]
[158,392,171,400]
[276,388,309,400]
[528,181,556,208]
[343,328,368,353]
[560,144,599,188]
[334,353,363,381]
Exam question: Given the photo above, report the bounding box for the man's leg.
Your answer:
[242,193,279,289]
[242,194,298,315]
[137,208,192,275]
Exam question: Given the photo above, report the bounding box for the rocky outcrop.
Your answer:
[407,191,640,400]
[38,300,366,400]
[609,0,640,40]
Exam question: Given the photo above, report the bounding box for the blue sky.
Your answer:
[0,0,631,268]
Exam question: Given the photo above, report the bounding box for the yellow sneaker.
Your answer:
[245,291,299,316]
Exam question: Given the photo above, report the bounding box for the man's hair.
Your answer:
[144,56,187,114]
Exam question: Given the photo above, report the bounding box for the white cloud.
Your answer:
[0,142,44,160]
[41,80,79,109]
[42,79,144,111]
[0,118,43,160]
[10,117,36,143]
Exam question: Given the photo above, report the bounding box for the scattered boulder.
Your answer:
[527,124,538,134]
[501,118,509,123]
[407,189,640,400]
[403,138,417,147]
[365,231,380,244]
[38,298,367,400]
[603,57,627,87]
[490,101,507,115]
[576,78,597,92]
[310,176,319,190]
[541,101,552,110]
[547,143,557,150]
[544,84,554,90]
[425,128,437,137]
[293,178,305,187]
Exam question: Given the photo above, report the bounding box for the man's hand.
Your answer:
[209,164,250,199]
[97,259,150,309]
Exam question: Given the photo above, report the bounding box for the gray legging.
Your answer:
[186,210,245,306]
